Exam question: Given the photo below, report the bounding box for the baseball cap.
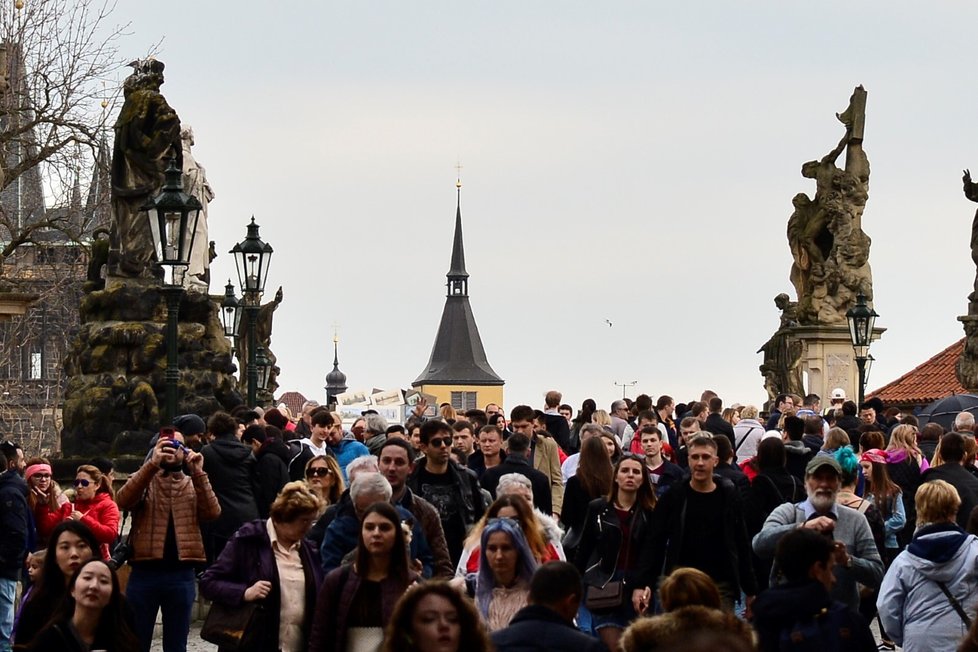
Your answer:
[831,388,847,400]
[806,455,842,476]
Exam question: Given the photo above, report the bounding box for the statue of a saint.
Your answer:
[235,287,283,394]
[963,169,978,311]
[109,58,182,278]
[180,125,214,291]
[758,293,805,402]
[786,86,874,325]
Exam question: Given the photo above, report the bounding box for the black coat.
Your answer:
[922,463,978,529]
[543,413,572,453]
[491,605,606,652]
[0,470,28,580]
[704,413,736,446]
[574,497,654,587]
[255,439,291,518]
[480,455,552,515]
[201,435,259,558]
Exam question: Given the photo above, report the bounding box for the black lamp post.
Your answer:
[846,293,878,406]
[230,218,273,407]
[220,280,241,342]
[143,154,202,424]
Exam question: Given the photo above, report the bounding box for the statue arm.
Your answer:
[964,169,978,203]
[821,128,851,165]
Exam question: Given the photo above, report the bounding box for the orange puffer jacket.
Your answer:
[116,462,221,562]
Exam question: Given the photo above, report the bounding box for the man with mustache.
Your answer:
[752,456,883,612]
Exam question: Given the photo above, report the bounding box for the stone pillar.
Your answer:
[788,325,885,402]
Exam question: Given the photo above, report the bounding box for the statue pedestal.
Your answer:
[788,324,885,402]
[957,315,978,392]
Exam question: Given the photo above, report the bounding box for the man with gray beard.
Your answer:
[752,456,883,612]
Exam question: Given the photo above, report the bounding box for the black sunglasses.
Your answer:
[306,467,331,478]
[427,437,452,448]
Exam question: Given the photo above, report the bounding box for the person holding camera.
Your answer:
[116,428,221,652]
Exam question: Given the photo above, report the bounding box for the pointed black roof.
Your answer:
[412,185,502,387]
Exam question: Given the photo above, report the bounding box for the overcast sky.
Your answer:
[102,1,978,413]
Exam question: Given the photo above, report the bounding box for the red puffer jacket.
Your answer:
[73,491,120,558]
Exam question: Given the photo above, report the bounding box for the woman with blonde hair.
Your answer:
[820,427,850,455]
[200,481,325,652]
[591,410,612,429]
[886,424,928,549]
[456,494,557,577]
[879,480,978,652]
[24,457,71,548]
[70,464,119,559]
[304,454,344,505]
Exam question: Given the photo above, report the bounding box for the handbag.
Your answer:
[584,579,625,613]
[200,600,268,650]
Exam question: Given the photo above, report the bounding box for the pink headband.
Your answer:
[25,463,52,480]
[860,449,887,465]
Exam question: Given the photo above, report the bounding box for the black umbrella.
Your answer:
[916,393,978,431]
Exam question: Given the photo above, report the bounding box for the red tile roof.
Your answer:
[869,338,967,407]
[276,391,309,418]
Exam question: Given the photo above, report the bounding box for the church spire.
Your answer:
[447,179,469,297]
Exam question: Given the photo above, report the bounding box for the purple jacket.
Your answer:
[199,519,323,651]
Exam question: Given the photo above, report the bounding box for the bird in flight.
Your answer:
[605,319,613,328]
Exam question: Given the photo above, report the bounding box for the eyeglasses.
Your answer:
[74,479,91,487]
[306,467,331,478]
[33,473,51,479]
[428,437,452,448]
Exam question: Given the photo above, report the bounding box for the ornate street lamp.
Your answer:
[256,345,271,393]
[846,293,879,406]
[143,154,202,424]
[220,280,241,341]
[230,218,273,407]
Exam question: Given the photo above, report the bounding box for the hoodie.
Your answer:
[878,523,978,652]
[202,435,259,541]
[783,440,814,481]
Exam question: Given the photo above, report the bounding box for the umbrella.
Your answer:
[916,393,978,432]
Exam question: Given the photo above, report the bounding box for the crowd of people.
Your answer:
[3,390,978,651]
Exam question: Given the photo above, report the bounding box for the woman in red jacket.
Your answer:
[25,457,71,548]
[71,464,120,558]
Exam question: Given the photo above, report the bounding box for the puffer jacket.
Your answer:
[116,461,221,562]
[73,490,119,558]
[878,523,978,652]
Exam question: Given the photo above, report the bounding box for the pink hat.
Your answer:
[860,449,887,465]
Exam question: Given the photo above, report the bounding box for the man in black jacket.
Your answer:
[491,562,605,652]
[633,434,757,613]
[0,441,27,652]
[200,411,259,561]
[704,396,736,446]
[542,390,572,453]
[922,432,978,528]
[480,433,552,514]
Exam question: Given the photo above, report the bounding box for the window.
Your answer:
[451,391,477,412]
[28,352,42,380]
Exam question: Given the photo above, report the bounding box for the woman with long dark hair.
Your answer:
[569,399,597,452]
[14,520,99,648]
[561,434,613,559]
[309,501,418,652]
[27,558,138,651]
[574,455,657,651]
[860,449,906,564]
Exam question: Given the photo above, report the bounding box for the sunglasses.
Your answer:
[74,479,91,487]
[306,467,331,478]
[427,437,452,448]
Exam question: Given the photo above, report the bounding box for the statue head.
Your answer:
[123,57,165,95]
[180,125,194,147]
[774,293,790,310]
[801,160,819,179]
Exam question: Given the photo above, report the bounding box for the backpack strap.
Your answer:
[936,580,973,628]
[735,426,758,453]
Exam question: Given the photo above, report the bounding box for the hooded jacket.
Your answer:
[201,435,259,541]
[753,580,876,652]
[255,438,291,518]
[878,523,978,652]
[0,470,29,580]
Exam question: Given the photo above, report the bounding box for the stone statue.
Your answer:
[787,86,874,325]
[758,293,805,402]
[180,126,214,292]
[109,58,182,278]
[235,287,283,396]
[962,169,978,311]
